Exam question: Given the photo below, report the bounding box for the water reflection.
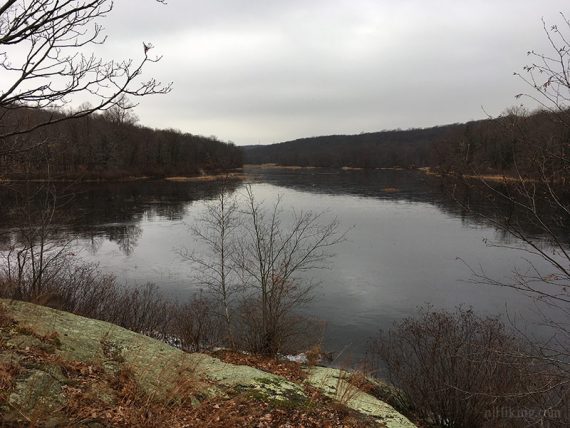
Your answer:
[0,170,561,358]
[0,169,562,256]
[246,167,569,245]
[0,179,241,255]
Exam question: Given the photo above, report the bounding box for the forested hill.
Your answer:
[243,109,570,176]
[243,124,464,168]
[0,107,242,180]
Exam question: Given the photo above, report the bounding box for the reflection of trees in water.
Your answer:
[2,170,565,255]
[107,224,143,256]
[245,167,569,246]
[83,233,104,255]
[0,179,242,256]
[246,167,446,206]
[147,204,187,221]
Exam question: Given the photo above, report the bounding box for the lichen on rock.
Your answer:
[307,367,415,428]
[0,299,415,427]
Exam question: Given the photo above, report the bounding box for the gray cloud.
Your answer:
[87,0,570,144]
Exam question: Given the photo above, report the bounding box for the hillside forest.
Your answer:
[244,108,570,181]
[0,106,242,180]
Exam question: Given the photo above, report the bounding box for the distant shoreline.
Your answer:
[246,163,530,183]
[0,171,245,184]
[244,163,408,172]
[1,165,529,184]
[417,167,535,183]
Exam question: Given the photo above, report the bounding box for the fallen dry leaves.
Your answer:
[211,349,308,383]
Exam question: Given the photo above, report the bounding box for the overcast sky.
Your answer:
[95,0,569,145]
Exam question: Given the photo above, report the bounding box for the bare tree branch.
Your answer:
[0,0,171,152]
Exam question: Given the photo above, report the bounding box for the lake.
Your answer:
[0,167,556,359]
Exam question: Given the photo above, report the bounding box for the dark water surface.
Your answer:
[0,168,557,358]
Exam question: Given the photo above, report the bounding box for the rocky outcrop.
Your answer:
[0,300,414,427]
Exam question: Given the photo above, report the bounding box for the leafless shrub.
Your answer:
[105,283,175,337]
[235,296,325,355]
[368,306,567,427]
[172,293,223,352]
[55,264,118,317]
[0,249,115,313]
[0,251,182,341]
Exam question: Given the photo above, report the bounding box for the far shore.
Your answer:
[244,163,321,170]
[0,171,245,184]
[416,167,537,183]
[244,163,407,172]
[1,165,534,184]
[164,173,246,182]
[246,163,539,183]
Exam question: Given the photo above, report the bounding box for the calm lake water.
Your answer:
[0,167,557,358]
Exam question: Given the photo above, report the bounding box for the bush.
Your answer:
[367,306,565,427]
[172,293,223,352]
[235,296,325,355]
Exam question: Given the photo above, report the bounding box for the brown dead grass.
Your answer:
[245,163,320,170]
[306,344,323,367]
[190,391,377,427]
[0,308,377,427]
[0,303,12,328]
[13,323,62,349]
[417,166,540,183]
[64,365,188,427]
[211,349,308,383]
[336,370,373,405]
[60,361,375,427]
[0,362,20,393]
[164,173,245,182]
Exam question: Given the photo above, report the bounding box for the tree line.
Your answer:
[244,124,459,169]
[244,107,570,182]
[0,106,242,179]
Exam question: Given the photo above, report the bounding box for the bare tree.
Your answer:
[235,185,344,355]
[0,0,171,154]
[180,181,240,346]
[467,12,569,355]
[0,181,75,300]
[102,94,139,125]
[443,13,570,425]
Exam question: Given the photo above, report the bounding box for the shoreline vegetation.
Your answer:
[244,163,405,171]
[0,171,246,184]
[0,164,532,184]
[245,163,530,183]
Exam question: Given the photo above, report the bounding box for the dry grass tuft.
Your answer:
[305,344,325,367]
[0,303,11,327]
[189,391,376,427]
[335,370,371,406]
[0,362,20,392]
